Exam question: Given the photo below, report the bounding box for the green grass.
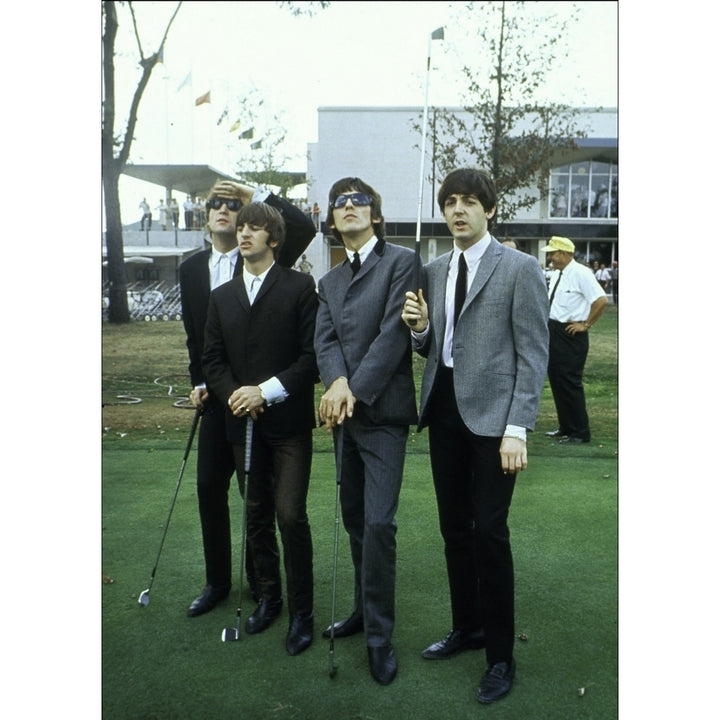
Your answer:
[101,307,617,719]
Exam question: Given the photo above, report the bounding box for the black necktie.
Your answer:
[350,251,361,276]
[548,269,563,308]
[454,252,467,328]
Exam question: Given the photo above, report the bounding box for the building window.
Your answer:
[549,161,617,220]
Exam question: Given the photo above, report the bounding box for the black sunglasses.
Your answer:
[332,192,373,208]
[207,197,242,211]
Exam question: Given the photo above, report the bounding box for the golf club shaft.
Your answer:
[142,407,201,596]
[231,418,253,637]
[329,425,344,674]
[411,31,438,320]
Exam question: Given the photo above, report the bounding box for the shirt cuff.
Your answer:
[258,376,287,406]
[503,424,527,442]
[410,324,430,340]
[252,187,271,203]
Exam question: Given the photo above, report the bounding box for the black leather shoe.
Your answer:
[558,435,590,444]
[186,585,230,617]
[545,429,567,438]
[421,628,486,659]
[322,611,364,639]
[477,659,516,704]
[245,597,283,634]
[286,612,314,656]
[368,645,397,685]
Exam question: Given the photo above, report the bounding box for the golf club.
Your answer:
[410,26,444,323]
[138,406,202,606]
[328,424,344,678]
[221,417,253,641]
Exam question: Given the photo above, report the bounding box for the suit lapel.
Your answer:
[463,239,501,314]
[431,255,451,341]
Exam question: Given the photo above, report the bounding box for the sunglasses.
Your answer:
[207,197,242,211]
[332,192,372,208]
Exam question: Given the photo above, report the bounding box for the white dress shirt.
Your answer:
[242,263,288,406]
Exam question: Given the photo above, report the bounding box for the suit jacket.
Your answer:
[179,194,315,387]
[202,264,319,443]
[314,239,418,426]
[415,237,549,436]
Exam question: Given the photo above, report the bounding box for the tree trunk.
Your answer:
[103,165,130,323]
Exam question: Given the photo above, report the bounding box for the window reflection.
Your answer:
[549,161,617,219]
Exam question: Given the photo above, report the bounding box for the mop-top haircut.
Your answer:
[437,167,497,232]
[327,176,385,243]
[235,202,286,258]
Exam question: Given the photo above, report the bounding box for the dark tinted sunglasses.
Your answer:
[207,197,242,211]
[332,192,372,208]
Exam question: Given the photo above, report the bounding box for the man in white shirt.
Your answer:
[540,236,609,443]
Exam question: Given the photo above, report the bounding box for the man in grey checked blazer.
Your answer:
[314,177,417,686]
[402,168,549,705]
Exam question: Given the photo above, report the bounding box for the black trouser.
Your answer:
[235,426,314,617]
[196,400,258,589]
[427,366,516,666]
[547,320,591,440]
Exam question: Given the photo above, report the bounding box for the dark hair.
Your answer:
[326,177,385,243]
[437,168,497,231]
[236,202,286,258]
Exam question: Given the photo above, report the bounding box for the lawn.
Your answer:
[99,306,618,719]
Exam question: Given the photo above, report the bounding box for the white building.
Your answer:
[306,105,618,270]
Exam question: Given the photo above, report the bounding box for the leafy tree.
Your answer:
[423,0,587,224]
[102,1,182,323]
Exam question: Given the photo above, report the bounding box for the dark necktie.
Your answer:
[548,269,563,308]
[454,252,467,328]
[350,251,361,276]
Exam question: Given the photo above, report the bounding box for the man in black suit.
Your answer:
[202,202,318,655]
[179,181,315,619]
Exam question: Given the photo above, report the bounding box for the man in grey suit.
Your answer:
[402,168,548,705]
[314,177,417,685]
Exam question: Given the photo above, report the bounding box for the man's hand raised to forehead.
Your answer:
[213,180,254,204]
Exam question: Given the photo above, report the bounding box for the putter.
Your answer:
[328,425,344,678]
[409,26,444,324]
[221,417,253,641]
[139,407,202,606]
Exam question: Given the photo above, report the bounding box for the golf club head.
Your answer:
[138,590,150,606]
[221,627,240,642]
[329,665,338,679]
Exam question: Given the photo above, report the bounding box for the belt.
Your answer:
[549,319,576,327]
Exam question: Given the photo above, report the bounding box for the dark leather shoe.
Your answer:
[545,428,567,438]
[558,435,590,444]
[245,597,283,634]
[477,659,516,704]
[421,628,486,659]
[368,645,397,685]
[322,610,364,639]
[186,585,230,617]
[286,613,314,656]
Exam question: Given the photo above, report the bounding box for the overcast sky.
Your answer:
[112,1,618,220]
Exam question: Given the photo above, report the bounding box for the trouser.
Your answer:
[196,400,259,589]
[547,320,591,440]
[337,408,408,647]
[427,366,516,666]
[236,426,314,617]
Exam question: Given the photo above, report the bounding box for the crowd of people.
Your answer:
[170,169,612,706]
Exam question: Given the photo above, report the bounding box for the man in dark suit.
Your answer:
[314,177,417,685]
[402,168,549,705]
[179,181,315,619]
[202,201,318,655]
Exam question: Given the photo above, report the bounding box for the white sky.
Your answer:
[114,0,618,221]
